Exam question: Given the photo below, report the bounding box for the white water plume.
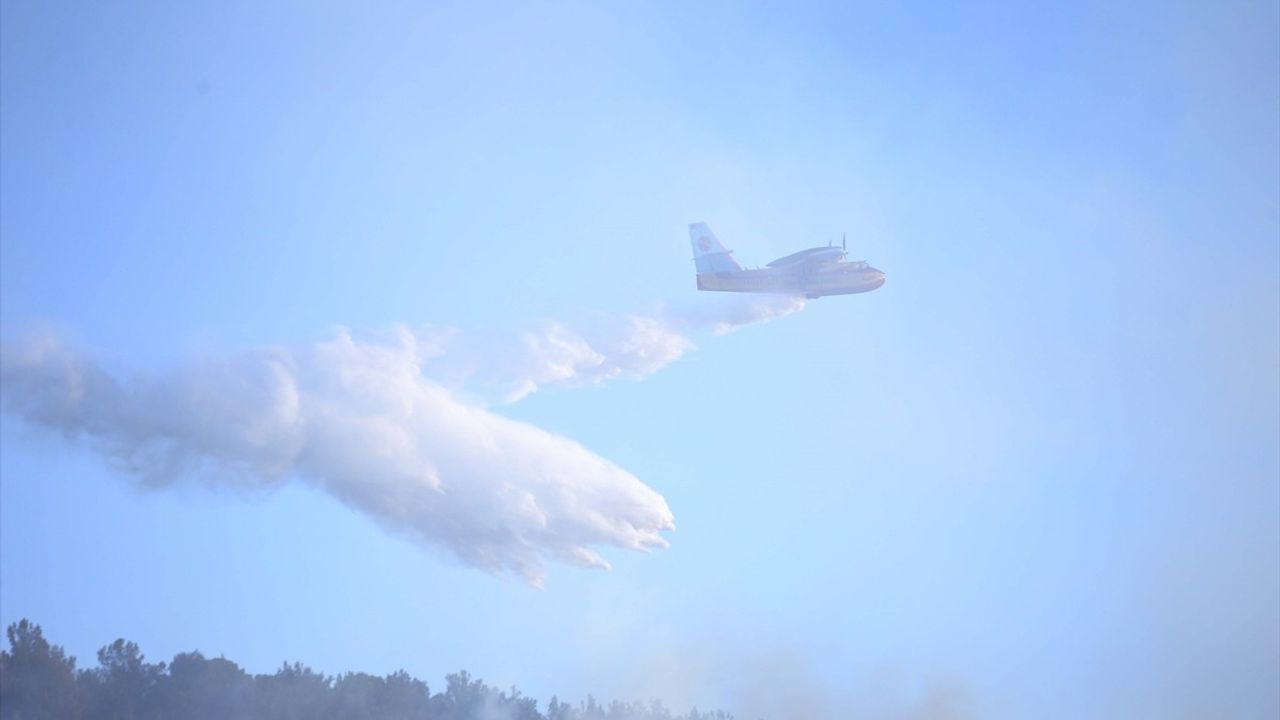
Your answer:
[1,295,806,582]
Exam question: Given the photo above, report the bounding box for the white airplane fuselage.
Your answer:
[696,262,885,299]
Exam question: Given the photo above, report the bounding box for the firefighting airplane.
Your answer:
[690,222,886,299]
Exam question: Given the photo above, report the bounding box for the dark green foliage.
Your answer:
[252,662,332,720]
[0,620,82,720]
[0,620,732,720]
[329,671,432,720]
[159,652,253,720]
[80,639,165,720]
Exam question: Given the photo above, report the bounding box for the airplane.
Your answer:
[690,222,886,299]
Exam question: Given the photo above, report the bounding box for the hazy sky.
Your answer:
[2,1,1277,718]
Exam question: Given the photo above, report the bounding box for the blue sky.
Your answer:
[2,1,1277,717]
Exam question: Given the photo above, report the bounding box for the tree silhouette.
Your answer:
[156,652,253,720]
[0,619,734,720]
[80,638,165,720]
[0,620,82,720]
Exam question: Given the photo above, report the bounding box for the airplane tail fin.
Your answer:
[689,223,743,273]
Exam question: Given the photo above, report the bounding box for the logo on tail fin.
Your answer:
[689,222,743,274]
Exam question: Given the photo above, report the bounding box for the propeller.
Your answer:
[842,232,847,253]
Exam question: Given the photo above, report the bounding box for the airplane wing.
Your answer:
[766,247,844,269]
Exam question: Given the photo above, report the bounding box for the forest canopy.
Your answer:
[0,620,732,720]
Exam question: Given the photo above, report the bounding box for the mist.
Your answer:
[435,294,806,403]
[0,296,804,584]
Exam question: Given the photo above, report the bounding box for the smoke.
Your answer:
[729,659,975,720]
[633,648,975,720]
[1,296,805,583]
